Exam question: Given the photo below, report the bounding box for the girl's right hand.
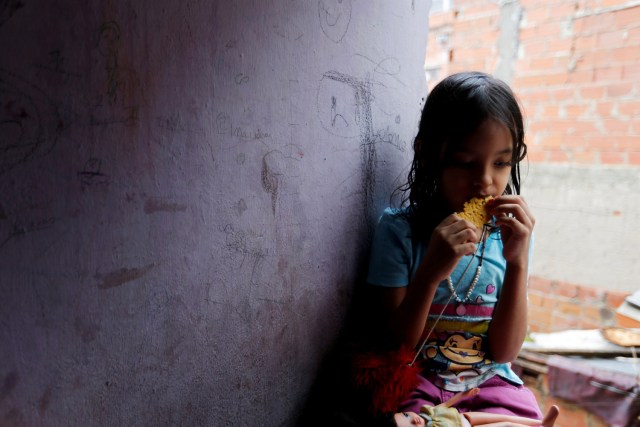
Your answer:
[421,214,480,282]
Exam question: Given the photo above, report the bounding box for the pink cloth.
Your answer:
[400,375,543,419]
[546,355,640,427]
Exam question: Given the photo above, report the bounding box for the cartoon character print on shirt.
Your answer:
[422,331,491,373]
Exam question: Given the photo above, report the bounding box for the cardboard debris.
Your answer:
[522,329,636,356]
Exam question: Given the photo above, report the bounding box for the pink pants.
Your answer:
[400,375,543,419]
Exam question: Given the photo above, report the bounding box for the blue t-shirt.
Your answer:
[367,207,525,392]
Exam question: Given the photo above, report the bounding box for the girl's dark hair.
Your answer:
[397,71,527,237]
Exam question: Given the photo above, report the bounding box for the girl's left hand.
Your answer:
[486,195,535,266]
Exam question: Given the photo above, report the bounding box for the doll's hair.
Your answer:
[396,71,527,237]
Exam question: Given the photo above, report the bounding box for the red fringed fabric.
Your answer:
[351,347,422,415]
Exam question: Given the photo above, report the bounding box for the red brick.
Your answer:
[611,135,640,151]
[600,0,630,8]
[521,40,550,57]
[577,285,606,301]
[523,7,549,25]
[529,276,553,292]
[605,291,630,309]
[555,281,580,298]
[429,11,456,28]
[547,39,574,55]
[626,26,640,46]
[573,150,597,163]
[565,68,595,84]
[606,82,635,97]
[600,151,626,164]
[595,66,624,82]
[579,85,606,100]
[528,292,543,307]
[527,150,546,163]
[595,101,616,116]
[597,30,630,49]
[555,301,582,317]
[563,104,590,118]
[611,45,640,62]
[629,151,640,165]
[574,34,598,50]
[602,118,632,135]
[548,150,570,162]
[623,63,640,79]
[548,2,579,19]
[575,13,616,34]
[614,5,640,28]
[541,104,561,120]
[552,87,578,102]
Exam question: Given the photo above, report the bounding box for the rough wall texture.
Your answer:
[0,2,429,425]
[424,0,640,293]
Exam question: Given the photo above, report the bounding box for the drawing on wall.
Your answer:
[316,70,377,218]
[261,149,303,216]
[215,112,271,142]
[0,0,23,27]
[33,50,83,85]
[77,158,110,187]
[0,70,62,176]
[318,0,352,43]
[90,20,140,127]
[222,223,269,287]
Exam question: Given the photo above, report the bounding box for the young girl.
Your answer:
[366,71,543,419]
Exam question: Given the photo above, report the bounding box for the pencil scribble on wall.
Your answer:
[316,70,376,218]
[33,50,83,85]
[261,149,303,216]
[0,70,62,176]
[215,112,271,142]
[222,223,268,286]
[0,0,23,27]
[77,158,110,187]
[90,20,140,126]
[318,0,352,43]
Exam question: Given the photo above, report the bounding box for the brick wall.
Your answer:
[528,275,629,333]
[425,0,640,165]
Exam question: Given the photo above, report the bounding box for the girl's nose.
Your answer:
[474,167,493,189]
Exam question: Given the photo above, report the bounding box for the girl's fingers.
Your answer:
[488,197,535,230]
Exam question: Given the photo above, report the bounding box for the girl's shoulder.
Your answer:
[377,206,412,228]
[379,206,414,220]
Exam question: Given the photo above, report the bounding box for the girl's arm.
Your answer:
[486,196,535,362]
[375,214,480,349]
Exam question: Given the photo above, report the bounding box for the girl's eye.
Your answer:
[403,412,409,418]
[495,160,512,167]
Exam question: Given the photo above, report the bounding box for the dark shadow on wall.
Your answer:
[297,274,387,427]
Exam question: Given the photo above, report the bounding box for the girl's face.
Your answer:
[440,119,513,213]
[394,411,425,426]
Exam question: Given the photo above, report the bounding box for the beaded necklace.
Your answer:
[447,226,489,316]
[410,223,495,367]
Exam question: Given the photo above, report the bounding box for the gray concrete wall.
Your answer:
[0,2,429,425]
[524,164,640,294]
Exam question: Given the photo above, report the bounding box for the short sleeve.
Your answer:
[366,208,414,287]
